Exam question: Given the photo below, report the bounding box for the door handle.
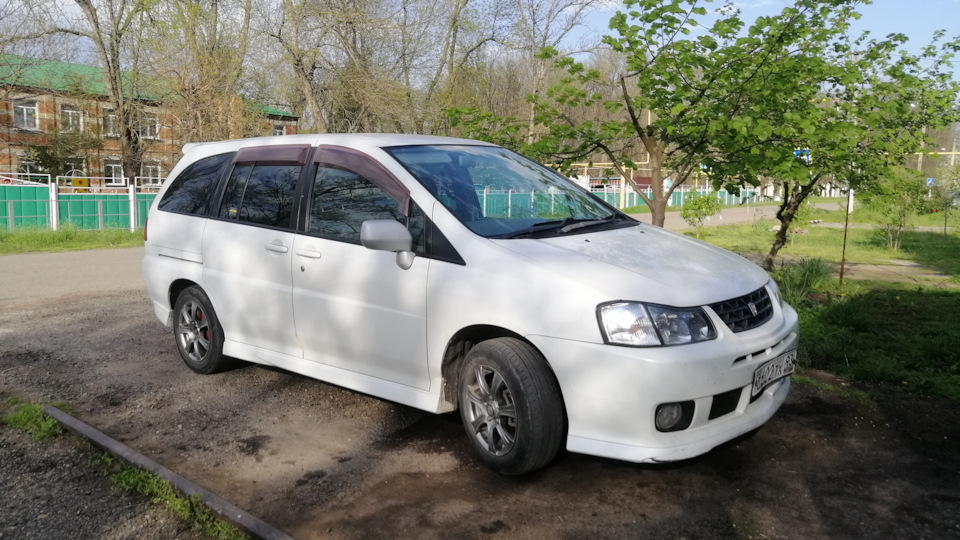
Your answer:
[295,249,322,259]
[265,243,289,254]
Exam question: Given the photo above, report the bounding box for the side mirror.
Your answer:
[360,219,416,270]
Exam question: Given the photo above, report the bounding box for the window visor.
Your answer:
[313,145,410,216]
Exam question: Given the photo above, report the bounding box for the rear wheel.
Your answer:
[458,338,565,475]
[173,286,229,374]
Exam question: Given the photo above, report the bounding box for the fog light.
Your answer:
[656,403,683,431]
[655,401,694,432]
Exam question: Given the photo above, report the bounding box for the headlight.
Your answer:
[768,278,783,306]
[598,302,717,347]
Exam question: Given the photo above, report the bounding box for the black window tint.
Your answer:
[157,152,231,215]
[218,163,300,228]
[309,166,402,242]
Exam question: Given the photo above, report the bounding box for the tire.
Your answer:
[172,286,230,374]
[458,338,565,475]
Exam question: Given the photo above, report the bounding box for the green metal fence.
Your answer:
[0,185,156,231]
[0,185,51,230]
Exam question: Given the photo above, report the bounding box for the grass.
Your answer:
[791,282,960,401]
[0,225,143,254]
[2,396,248,539]
[2,398,71,439]
[109,465,249,540]
[696,219,960,278]
[808,202,960,229]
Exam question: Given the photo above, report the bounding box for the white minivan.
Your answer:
[143,134,798,475]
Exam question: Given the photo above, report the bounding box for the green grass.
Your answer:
[791,282,960,401]
[0,225,143,254]
[109,466,249,540]
[696,220,960,278]
[1,399,73,439]
[808,203,960,228]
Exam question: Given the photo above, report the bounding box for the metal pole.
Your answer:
[839,187,853,289]
[128,184,136,232]
[49,181,59,230]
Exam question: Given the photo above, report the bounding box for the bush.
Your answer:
[771,257,832,306]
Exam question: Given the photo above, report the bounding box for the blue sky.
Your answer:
[579,0,960,51]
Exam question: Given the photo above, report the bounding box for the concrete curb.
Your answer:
[43,406,293,540]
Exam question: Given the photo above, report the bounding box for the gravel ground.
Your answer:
[1,247,959,539]
[0,416,204,540]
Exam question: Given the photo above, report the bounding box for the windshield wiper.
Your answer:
[497,215,628,239]
[558,214,629,234]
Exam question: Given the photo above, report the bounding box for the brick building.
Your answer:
[0,55,298,186]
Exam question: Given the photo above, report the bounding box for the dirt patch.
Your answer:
[1,249,959,538]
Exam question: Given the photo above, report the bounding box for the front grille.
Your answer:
[709,287,773,333]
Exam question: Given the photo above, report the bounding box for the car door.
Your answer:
[291,146,430,390]
[201,145,309,359]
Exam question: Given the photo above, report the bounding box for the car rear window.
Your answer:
[157,152,232,215]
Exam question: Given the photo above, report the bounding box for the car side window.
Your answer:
[218,163,300,228]
[309,166,403,243]
[157,152,231,215]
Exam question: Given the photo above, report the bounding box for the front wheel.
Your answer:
[459,338,565,475]
[172,286,230,374]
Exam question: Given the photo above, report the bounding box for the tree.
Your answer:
[859,167,927,251]
[679,191,721,239]
[449,0,868,229]
[22,130,103,178]
[932,162,960,233]
[144,0,260,142]
[44,0,158,180]
[451,0,960,271]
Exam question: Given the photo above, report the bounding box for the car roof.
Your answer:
[181,133,497,158]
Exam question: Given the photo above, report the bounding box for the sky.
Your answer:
[578,0,960,52]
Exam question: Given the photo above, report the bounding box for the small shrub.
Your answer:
[771,257,832,305]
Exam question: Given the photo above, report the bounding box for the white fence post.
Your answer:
[128,184,137,232]
[49,182,59,231]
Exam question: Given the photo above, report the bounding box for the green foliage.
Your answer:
[22,130,103,178]
[797,285,960,401]
[680,192,722,238]
[859,167,928,250]
[771,258,832,306]
[110,467,249,540]
[0,226,144,254]
[2,402,68,439]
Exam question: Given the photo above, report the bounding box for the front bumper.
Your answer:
[528,303,799,463]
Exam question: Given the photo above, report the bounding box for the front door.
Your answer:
[292,152,430,390]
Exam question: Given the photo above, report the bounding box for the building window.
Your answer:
[104,161,125,184]
[103,109,119,137]
[138,113,158,139]
[141,163,162,183]
[273,124,285,136]
[14,100,39,130]
[61,104,83,132]
[17,158,40,174]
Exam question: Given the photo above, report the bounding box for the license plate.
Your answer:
[752,350,797,397]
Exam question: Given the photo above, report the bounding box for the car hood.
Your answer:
[490,223,770,307]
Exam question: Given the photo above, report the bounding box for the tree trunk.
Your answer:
[763,178,820,271]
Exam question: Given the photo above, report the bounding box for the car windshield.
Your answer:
[385,145,634,238]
